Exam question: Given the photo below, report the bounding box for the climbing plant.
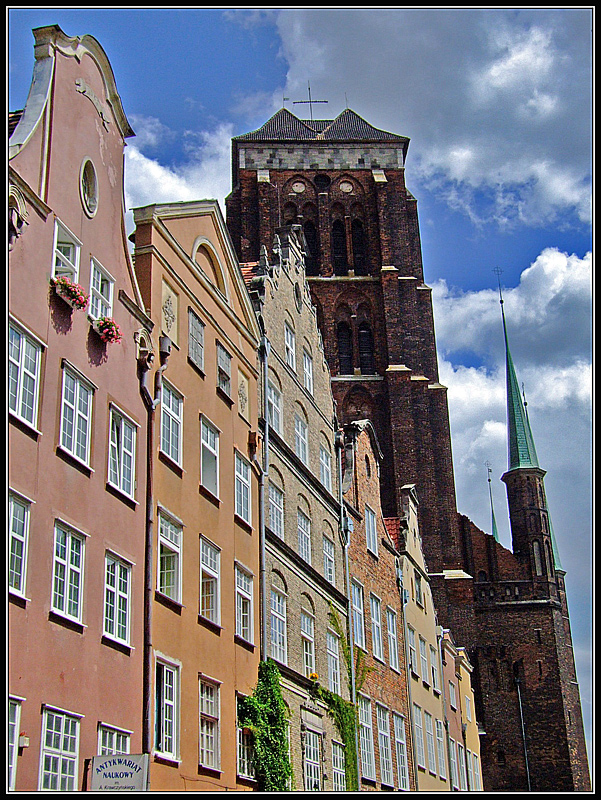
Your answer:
[237,659,293,791]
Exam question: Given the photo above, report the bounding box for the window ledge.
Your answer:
[9,411,42,438]
[199,484,220,506]
[158,450,184,476]
[49,609,86,632]
[198,615,222,634]
[153,754,181,768]
[155,590,184,614]
[216,386,234,407]
[9,589,30,606]
[56,445,94,475]
[101,634,133,654]
[187,357,205,379]
[234,514,253,534]
[234,634,255,652]
[106,481,138,508]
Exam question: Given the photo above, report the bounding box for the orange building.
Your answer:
[131,200,261,791]
[9,25,150,790]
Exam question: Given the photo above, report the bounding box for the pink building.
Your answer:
[9,25,151,790]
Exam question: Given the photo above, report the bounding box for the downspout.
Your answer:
[515,673,532,791]
[335,431,360,784]
[438,630,454,791]
[139,335,171,764]
[397,558,419,791]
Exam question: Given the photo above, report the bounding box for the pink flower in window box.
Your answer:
[51,276,89,311]
[92,316,122,344]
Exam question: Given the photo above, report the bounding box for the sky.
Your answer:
[8,7,593,766]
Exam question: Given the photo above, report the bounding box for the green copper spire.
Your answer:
[486,463,500,542]
[496,274,539,471]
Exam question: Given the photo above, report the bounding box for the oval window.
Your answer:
[80,159,98,217]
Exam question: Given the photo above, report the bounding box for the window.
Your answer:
[52,523,85,623]
[303,350,314,394]
[200,417,219,497]
[419,637,429,682]
[407,627,418,674]
[103,554,131,645]
[269,482,284,539]
[284,323,296,371]
[188,309,205,371]
[425,711,436,775]
[358,322,375,374]
[155,660,179,759]
[235,566,253,643]
[161,382,183,466]
[108,407,136,498]
[270,588,287,664]
[351,579,365,649]
[60,366,93,465]
[200,538,220,624]
[8,698,22,790]
[98,725,130,755]
[358,695,376,780]
[294,413,309,465]
[39,707,80,790]
[337,322,353,374]
[267,381,282,433]
[301,609,315,677]
[332,220,347,275]
[297,509,311,564]
[80,159,98,217]
[393,713,410,791]
[377,705,394,786]
[319,444,332,492]
[351,218,367,274]
[216,342,232,397]
[365,505,378,555]
[449,738,459,789]
[327,630,341,694]
[52,220,81,281]
[370,594,383,660]
[237,698,255,779]
[466,750,474,790]
[9,493,30,596]
[386,608,399,671]
[199,679,220,769]
[458,742,468,790]
[332,741,346,791]
[415,571,423,606]
[413,704,425,769]
[465,694,472,722]
[158,512,182,603]
[89,259,114,320]
[235,452,252,525]
[473,753,482,791]
[9,321,42,427]
[448,680,457,709]
[430,645,440,691]
[436,719,447,780]
[323,536,335,584]
[304,729,321,791]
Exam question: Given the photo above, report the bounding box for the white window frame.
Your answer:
[200,416,220,497]
[457,742,468,790]
[9,320,43,429]
[370,593,384,661]
[157,511,182,603]
[51,522,85,623]
[161,381,183,467]
[303,349,314,394]
[270,587,287,664]
[365,504,378,555]
[393,713,410,791]
[323,535,335,584]
[327,629,341,694]
[377,704,394,787]
[430,645,440,691]
[386,608,399,671]
[267,381,282,434]
[473,752,482,790]
[199,677,220,770]
[98,724,131,755]
[60,365,94,466]
[108,406,137,499]
[301,609,316,677]
[216,341,232,397]
[319,443,332,492]
[284,323,296,371]
[465,694,472,722]
[235,564,253,644]
[332,741,346,791]
[200,537,220,625]
[419,636,429,683]
[269,482,284,539]
[304,728,321,791]
[351,579,366,650]
[407,626,418,674]
[424,710,437,776]
[436,718,447,780]
[188,308,205,371]
[9,492,30,597]
[415,571,423,606]
[358,694,376,780]
[294,413,309,465]
[449,679,457,710]
[88,258,114,321]
[8,697,23,791]
[413,703,425,769]
[449,738,459,789]
[466,749,474,790]
[235,451,252,526]
[39,706,82,791]
[52,219,81,281]
[237,698,255,779]
[103,552,132,645]
[155,659,180,760]
[297,508,312,564]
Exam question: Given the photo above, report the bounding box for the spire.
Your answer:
[486,462,500,542]
[495,269,539,471]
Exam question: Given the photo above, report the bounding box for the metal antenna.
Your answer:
[485,461,500,542]
[293,81,328,122]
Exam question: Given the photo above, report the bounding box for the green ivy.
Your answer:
[316,683,359,791]
[237,659,293,791]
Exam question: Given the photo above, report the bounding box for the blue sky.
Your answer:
[9,7,593,765]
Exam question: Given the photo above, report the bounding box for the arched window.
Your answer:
[532,541,544,576]
[351,218,367,275]
[332,220,347,275]
[358,323,375,374]
[337,322,353,375]
[303,220,319,276]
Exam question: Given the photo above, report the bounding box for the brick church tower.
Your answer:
[225,107,590,791]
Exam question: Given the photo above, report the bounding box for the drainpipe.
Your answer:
[515,673,532,791]
[335,431,360,783]
[139,335,171,762]
[437,629,455,791]
[256,332,270,662]
[397,557,420,791]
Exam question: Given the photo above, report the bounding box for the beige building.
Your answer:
[243,226,350,791]
[131,200,261,791]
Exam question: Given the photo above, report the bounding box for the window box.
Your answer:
[51,276,89,311]
[92,316,122,344]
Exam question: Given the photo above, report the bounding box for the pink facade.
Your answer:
[9,26,150,790]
